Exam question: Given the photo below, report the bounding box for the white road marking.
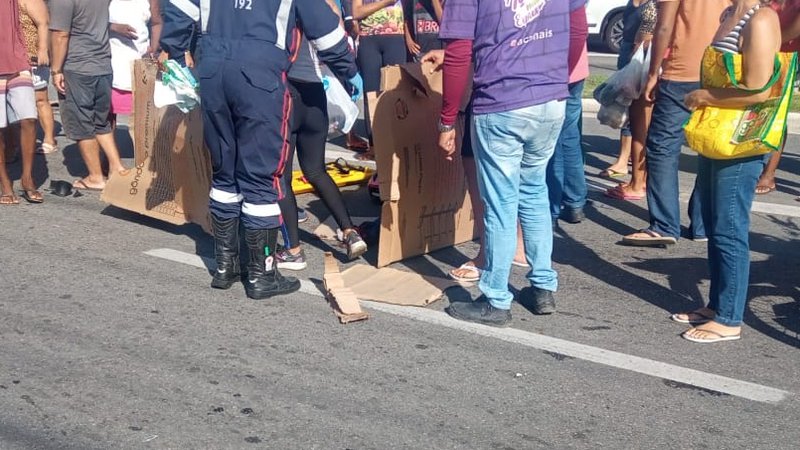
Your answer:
[360,300,791,404]
[145,248,793,404]
[588,177,800,219]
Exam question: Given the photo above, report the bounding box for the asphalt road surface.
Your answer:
[1,109,799,449]
[589,51,620,79]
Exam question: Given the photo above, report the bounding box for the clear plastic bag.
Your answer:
[597,102,630,129]
[594,46,652,129]
[594,46,649,107]
[321,67,359,135]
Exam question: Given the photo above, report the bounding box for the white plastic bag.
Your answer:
[321,67,359,135]
[594,46,649,107]
[597,102,629,129]
[594,46,651,129]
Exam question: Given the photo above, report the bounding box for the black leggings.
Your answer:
[357,34,407,92]
[279,80,355,248]
[357,34,406,144]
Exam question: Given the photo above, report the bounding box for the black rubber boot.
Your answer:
[211,215,240,290]
[244,228,301,300]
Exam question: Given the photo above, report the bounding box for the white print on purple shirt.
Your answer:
[510,28,554,47]
[504,0,549,28]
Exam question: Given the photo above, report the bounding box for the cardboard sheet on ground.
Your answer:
[371,63,476,267]
[101,60,212,232]
[340,264,457,307]
[323,253,369,324]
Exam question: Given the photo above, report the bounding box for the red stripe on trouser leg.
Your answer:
[274,73,293,202]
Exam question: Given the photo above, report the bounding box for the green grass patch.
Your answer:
[582,74,608,99]
[791,91,800,113]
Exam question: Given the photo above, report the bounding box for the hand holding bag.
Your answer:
[683,47,797,160]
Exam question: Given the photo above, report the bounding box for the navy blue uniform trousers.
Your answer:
[197,40,291,230]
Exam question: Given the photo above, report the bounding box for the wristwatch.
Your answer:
[438,119,455,133]
[51,69,62,75]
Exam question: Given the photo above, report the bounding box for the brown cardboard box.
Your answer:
[101,60,212,232]
[371,63,476,267]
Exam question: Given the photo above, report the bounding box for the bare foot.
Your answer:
[111,167,130,178]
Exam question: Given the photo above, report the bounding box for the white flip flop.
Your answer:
[449,263,482,283]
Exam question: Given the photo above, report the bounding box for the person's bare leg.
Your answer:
[464,156,485,265]
[756,149,781,194]
[18,119,42,200]
[127,116,135,146]
[603,134,631,176]
[614,98,651,196]
[75,138,107,189]
[513,223,526,266]
[35,90,56,147]
[95,131,128,175]
[0,129,18,203]
[4,123,19,162]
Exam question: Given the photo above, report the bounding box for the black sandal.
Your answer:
[21,189,44,204]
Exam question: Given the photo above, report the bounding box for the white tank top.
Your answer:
[109,0,152,91]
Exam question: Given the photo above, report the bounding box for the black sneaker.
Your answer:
[343,230,368,260]
[275,247,308,271]
[559,207,585,224]
[297,209,309,223]
[520,287,556,315]
[445,297,511,327]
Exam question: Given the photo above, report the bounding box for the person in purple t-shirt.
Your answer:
[434,0,587,326]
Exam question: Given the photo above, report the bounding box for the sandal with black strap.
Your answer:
[21,189,44,204]
[670,308,714,325]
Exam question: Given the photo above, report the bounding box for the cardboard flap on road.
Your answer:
[340,264,456,307]
[323,253,369,324]
[372,63,476,267]
[101,60,212,232]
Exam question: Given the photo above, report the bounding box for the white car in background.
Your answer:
[587,0,628,53]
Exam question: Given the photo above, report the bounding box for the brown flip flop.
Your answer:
[0,193,20,205]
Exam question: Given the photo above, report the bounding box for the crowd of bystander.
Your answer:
[1,0,798,344]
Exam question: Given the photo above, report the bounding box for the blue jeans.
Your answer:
[645,80,705,238]
[547,80,587,220]
[695,155,764,326]
[472,100,566,310]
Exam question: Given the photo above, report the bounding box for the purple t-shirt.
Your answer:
[439,0,587,114]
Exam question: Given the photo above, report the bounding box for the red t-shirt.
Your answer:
[775,0,800,52]
[0,0,30,75]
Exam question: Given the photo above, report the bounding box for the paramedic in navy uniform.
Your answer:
[160,0,363,300]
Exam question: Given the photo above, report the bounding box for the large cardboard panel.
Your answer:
[371,64,476,267]
[340,264,456,307]
[101,60,212,232]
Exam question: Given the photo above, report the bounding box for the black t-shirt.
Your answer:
[403,0,439,38]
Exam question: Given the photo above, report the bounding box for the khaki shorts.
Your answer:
[0,72,37,128]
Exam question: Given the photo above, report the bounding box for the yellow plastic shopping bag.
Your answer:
[683,47,797,160]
